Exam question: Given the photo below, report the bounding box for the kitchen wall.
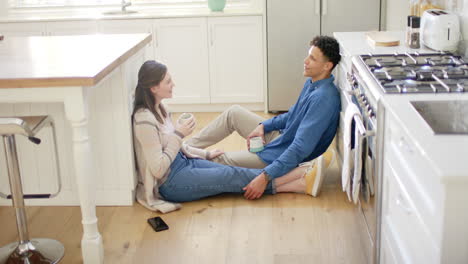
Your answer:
[384,0,468,56]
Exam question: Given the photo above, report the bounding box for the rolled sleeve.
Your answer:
[262,111,290,133]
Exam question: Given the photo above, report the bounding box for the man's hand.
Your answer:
[243,172,269,200]
[246,124,265,150]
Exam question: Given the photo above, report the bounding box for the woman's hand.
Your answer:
[207,149,224,160]
[246,124,265,149]
[175,117,196,137]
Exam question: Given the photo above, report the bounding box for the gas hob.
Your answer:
[359,52,468,94]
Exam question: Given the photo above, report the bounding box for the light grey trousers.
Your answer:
[186,105,281,169]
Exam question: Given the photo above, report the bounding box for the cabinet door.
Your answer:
[321,0,381,36]
[98,19,154,59]
[154,18,210,104]
[0,22,45,36]
[46,21,98,36]
[208,16,264,103]
[380,222,402,264]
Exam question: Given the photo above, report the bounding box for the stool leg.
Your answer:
[3,135,30,245]
[0,135,64,264]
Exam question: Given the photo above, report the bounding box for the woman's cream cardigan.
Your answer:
[133,108,208,213]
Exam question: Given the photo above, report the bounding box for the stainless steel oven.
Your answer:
[338,65,380,264]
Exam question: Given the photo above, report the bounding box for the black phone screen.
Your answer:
[147,216,169,232]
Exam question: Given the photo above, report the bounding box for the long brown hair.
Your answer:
[132,60,168,123]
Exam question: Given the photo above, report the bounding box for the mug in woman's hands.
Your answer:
[178,113,194,125]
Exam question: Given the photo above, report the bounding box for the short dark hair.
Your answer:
[310,36,341,71]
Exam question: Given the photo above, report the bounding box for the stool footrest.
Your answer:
[7,194,51,199]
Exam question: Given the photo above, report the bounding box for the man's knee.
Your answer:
[225,104,249,120]
[226,104,244,114]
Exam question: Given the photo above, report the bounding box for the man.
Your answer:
[187,35,341,200]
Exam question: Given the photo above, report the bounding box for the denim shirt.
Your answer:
[259,75,341,179]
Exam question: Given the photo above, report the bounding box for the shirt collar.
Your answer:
[308,74,335,90]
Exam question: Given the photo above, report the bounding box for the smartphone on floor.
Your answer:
[147,216,169,232]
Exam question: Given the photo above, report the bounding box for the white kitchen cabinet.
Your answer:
[380,156,439,264]
[379,106,468,264]
[379,110,439,264]
[208,16,263,103]
[154,18,210,104]
[0,22,45,36]
[46,20,98,35]
[379,222,400,264]
[155,16,264,105]
[98,19,154,59]
[0,21,97,37]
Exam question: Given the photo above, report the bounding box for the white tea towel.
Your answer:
[346,149,355,202]
[366,155,375,196]
[341,103,362,192]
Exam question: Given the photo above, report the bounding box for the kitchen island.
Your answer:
[0,33,151,263]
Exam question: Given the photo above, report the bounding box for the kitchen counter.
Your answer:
[0,34,151,87]
[334,31,434,58]
[0,34,149,263]
[0,5,261,23]
[383,94,468,182]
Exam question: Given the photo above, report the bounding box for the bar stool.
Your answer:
[0,116,64,264]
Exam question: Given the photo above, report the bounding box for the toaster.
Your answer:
[421,9,460,52]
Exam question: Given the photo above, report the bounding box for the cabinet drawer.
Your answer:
[386,112,444,242]
[382,160,440,263]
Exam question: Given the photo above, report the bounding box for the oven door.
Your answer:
[338,72,378,264]
[356,101,378,264]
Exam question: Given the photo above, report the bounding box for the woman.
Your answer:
[132,60,332,213]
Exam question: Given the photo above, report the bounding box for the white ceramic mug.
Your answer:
[178,113,193,125]
[249,136,264,153]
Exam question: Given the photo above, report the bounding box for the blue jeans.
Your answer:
[159,152,276,202]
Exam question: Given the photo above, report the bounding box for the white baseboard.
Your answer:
[0,189,135,206]
[166,102,265,112]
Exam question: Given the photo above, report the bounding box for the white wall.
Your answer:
[384,0,468,56]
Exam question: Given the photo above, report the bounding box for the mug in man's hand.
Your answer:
[178,113,194,125]
[249,136,264,153]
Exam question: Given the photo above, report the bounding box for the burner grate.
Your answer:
[360,53,468,94]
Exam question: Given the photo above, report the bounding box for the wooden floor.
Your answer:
[0,112,366,264]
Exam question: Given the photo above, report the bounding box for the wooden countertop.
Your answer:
[0,33,151,88]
